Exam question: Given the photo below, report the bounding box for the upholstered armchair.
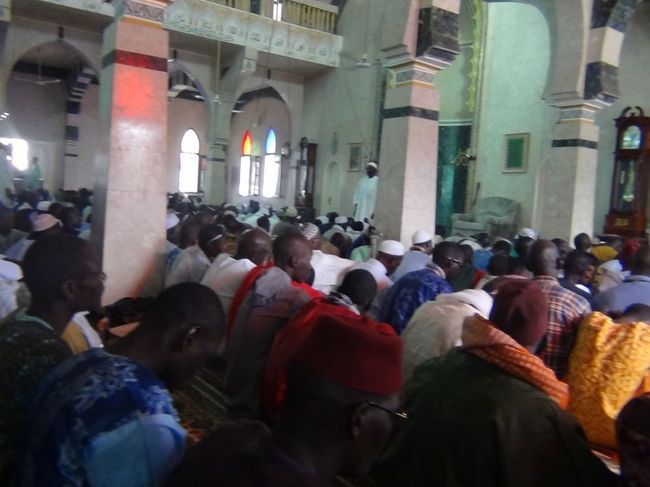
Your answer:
[451,197,519,239]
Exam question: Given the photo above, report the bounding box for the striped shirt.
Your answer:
[534,275,591,378]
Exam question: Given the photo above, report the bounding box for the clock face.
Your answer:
[622,125,642,150]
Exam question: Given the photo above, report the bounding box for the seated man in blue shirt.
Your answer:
[18,283,225,487]
[594,246,650,313]
[382,241,463,334]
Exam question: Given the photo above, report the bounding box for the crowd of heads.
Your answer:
[2,189,650,486]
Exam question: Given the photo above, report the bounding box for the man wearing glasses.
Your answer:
[169,312,404,486]
[381,241,465,335]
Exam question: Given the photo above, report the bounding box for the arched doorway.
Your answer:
[4,40,98,196]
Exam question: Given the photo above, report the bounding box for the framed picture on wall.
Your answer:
[349,143,362,172]
[503,133,529,173]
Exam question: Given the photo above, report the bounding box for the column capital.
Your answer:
[553,101,604,124]
[207,139,228,164]
[386,59,440,89]
[115,0,167,25]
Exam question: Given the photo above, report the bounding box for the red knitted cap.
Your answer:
[489,280,549,347]
[292,312,403,395]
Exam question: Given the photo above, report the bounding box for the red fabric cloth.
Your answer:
[471,269,487,289]
[226,263,272,340]
[290,282,323,300]
[262,298,360,421]
[227,263,320,341]
[293,311,402,396]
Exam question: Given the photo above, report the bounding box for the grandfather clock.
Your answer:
[604,107,650,237]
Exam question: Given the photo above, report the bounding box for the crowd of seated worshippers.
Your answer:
[2,193,650,486]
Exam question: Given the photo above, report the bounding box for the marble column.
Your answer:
[374,60,442,246]
[375,1,459,246]
[92,2,169,304]
[539,104,601,241]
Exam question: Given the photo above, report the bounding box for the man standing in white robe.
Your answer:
[353,162,378,223]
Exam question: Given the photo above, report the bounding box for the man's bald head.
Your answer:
[528,239,559,277]
[236,228,272,266]
[273,233,313,283]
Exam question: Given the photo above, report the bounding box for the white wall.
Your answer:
[473,2,558,228]
[594,2,650,233]
[302,0,384,217]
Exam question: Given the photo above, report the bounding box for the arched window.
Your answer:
[178,129,200,193]
[239,131,261,196]
[262,128,281,198]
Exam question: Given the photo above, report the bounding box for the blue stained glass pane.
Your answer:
[265,128,277,154]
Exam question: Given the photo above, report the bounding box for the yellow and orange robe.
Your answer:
[566,312,650,450]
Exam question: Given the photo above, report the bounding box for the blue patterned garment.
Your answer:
[18,349,186,487]
[382,266,453,335]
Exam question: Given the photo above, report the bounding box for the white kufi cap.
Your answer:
[32,213,61,232]
[378,239,404,256]
[412,230,432,245]
[165,213,180,230]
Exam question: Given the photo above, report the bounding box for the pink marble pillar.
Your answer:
[93,17,168,304]
[375,61,441,247]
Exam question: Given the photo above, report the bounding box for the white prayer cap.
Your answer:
[285,207,299,218]
[0,259,22,281]
[17,202,32,210]
[165,213,180,230]
[334,216,348,224]
[460,239,482,251]
[316,216,329,225]
[433,235,444,245]
[367,162,378,169]
[32,213,61,232]
[223,210,237,218]
[299,222,320,240]
[36,201,51,212]
[517,227,537,240]
[412,230,432,245]
[378,239,404,256]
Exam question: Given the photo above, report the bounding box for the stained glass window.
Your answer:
[242,131,252,155]
[265,128,277,154]
[262,128,281,198]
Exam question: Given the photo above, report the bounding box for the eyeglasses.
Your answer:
[367,401,408,421]
[446,256,464,266]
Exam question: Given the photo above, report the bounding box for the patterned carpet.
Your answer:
[173,358,230,444]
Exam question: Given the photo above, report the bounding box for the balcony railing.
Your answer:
[210,0,338,34]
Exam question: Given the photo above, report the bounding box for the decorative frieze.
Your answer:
[164,0,342,68]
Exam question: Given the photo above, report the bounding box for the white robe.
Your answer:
[353,176,378,222]
[165,245,210,288]
[310,250,355,295]
[201,255,255,317]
